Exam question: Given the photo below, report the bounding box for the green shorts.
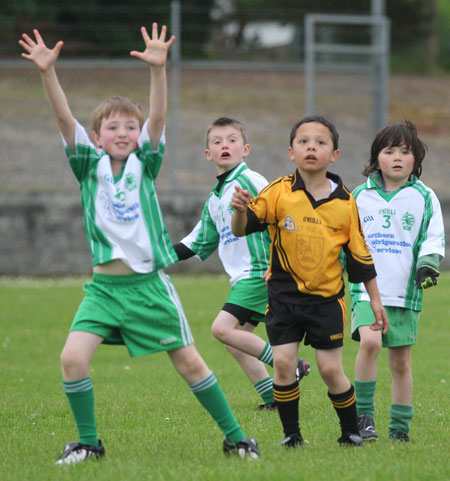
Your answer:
[71,271,194,357]
[225,277,268,323]
[351,301,419,347]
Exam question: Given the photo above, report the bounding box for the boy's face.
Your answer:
[288,122,339,174]
[92,112,141,162]
[205,125,250,174]
[377,144,415,185]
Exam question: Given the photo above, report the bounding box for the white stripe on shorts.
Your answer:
[157,270,194,346]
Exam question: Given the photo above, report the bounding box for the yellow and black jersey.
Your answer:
[246,170,376,304]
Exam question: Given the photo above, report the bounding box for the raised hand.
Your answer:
[231,184,252,212]
[19,29,63,72]
[130,23,175,67]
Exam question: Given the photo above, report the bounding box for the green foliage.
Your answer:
[0,273,449,480]
[3,0,214,58]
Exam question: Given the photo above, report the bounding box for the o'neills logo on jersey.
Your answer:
[303,216,321,224]
[283,216,296,231]
[296,234,324,272]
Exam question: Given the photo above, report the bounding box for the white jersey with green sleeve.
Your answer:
[180,162,271,286]
[349,172,445,311]
[62,120,177,273]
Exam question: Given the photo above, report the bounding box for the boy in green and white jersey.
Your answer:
[19,27,260,464]
[174,118,310,410]
[349,121,445,442]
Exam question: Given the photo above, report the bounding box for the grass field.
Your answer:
[1,274,449,481]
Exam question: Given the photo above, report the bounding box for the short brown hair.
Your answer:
[90,96,145,134]
[205,117,248,147]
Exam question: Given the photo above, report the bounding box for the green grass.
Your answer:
[1,274,449,481]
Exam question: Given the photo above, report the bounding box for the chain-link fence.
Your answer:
[1,3,449,274]
[1,60,385,196]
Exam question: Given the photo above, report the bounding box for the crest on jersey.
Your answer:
[296,234,324,271]
[401,212,415,231]
[283,216,296,231]
[124,173,137,192]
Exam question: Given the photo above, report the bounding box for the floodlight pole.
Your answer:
[170,0,181,189]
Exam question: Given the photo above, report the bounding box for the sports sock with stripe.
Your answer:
[273,381,300,436]
[254,377,274,404]
[328,384,359,435]
[258,342,274,367]
[190,371,245,443]
[63,377,98,447]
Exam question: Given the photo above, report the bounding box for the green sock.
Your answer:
[190,371,245,443]
[354,379,376,417]
[389,403,413,437]
[254,377,274,404]
[63,377,98,447]
[258,342,273,367]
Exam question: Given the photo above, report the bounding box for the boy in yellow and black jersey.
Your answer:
[252,169,374,303]
[231,115,389,448]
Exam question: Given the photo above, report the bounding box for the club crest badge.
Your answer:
[296,234,324,272]
[283,216,296,231]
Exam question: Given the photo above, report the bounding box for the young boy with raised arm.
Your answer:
[19,25,260,464]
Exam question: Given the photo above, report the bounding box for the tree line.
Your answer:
[2,0,448,72]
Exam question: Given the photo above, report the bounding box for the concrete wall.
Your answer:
[0,191,448,276]
[0,191,221,276]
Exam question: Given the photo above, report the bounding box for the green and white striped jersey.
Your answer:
[349,172,445,311]
[180,162,271,286]
[63,120,177,273]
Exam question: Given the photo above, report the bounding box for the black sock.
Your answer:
[273,381,300,436]
[328,385,359,435]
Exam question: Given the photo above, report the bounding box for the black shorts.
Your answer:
[265,297,346,349]
[222,303,261,327]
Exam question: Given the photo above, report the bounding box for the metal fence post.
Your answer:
[305,15,315,116]
[170,0,181,189]
[371,0,389,133]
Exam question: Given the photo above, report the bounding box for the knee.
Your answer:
[360,335,382,356]
[211,321,229,343]
[318,362,341,385]
[60,346,88,377]
[274,354,295,381]
[177,350,206,379]
[390,355,411,375]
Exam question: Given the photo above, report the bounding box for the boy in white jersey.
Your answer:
[19,26,260,464]
[174,117,310,410]
[349,121,445,442]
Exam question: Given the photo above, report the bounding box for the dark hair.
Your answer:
[289,115,339,149]
[363,120,427,178]
[205,117,248,147]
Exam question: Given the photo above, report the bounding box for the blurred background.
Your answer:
[0,0,449,275]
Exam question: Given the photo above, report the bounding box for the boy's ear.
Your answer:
[329,149,340,164]
[288,146,295,162]
[205,148,213,162]
[92,130,102,148]
[242,143,251,158]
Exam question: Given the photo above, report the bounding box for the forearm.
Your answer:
[40,67,76,149]
[364,277,382,304]
[231,210,248,237]
[364,277,389,334]
[148,65,166,150]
